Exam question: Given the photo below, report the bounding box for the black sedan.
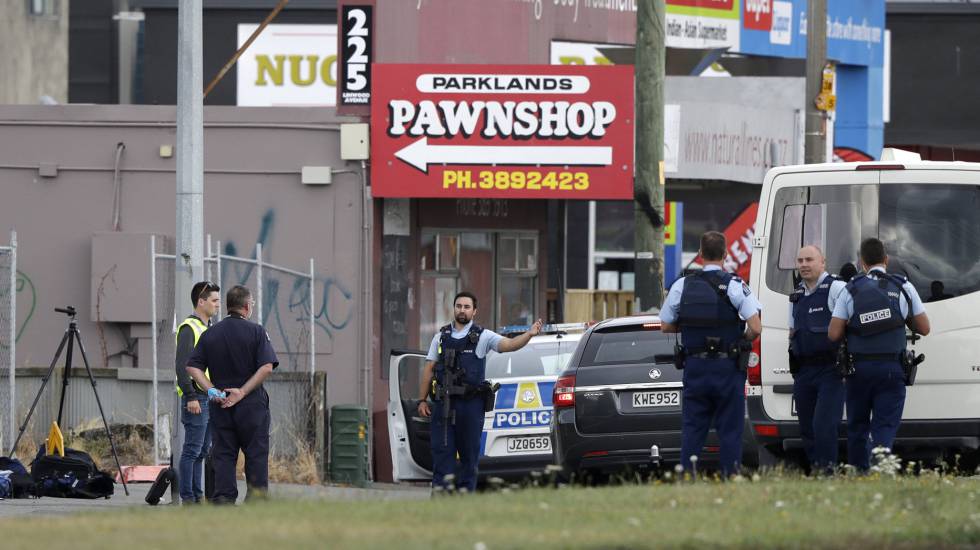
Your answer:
[550,314,758,480]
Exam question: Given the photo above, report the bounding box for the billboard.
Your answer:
[236,24,338,107]
[370,64,635,199]
[666,0,741,50]
[738,0,884,67]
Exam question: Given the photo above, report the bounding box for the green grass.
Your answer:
[4,474,980,549]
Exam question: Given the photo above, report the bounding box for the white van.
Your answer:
[747,151,980,467]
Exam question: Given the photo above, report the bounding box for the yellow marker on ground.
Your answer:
[46,421,65,457]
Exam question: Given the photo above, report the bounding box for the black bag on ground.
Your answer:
[145,467,174,505]
[1,457,39,499]
[31,445,114,499]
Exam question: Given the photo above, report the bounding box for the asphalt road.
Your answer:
[0,481,430,518]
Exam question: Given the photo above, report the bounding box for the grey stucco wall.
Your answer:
[0,0,69,104]
[0,105,369,410]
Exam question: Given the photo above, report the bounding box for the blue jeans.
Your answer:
[179,396,211,502]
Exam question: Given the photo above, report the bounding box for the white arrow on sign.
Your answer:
[394,137,613,173]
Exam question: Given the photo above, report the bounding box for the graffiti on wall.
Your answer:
[15,270,36,343]
[222,209,355,367]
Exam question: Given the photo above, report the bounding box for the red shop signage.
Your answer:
[370,64,634,199]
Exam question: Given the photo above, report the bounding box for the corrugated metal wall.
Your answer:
[2,367,322,457]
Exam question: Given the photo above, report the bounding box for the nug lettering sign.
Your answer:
[237,24,339,107]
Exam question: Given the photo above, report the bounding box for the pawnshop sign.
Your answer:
[370,64,634,199]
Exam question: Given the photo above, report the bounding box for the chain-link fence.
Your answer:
[151,236,317,464]
[0,231,16,454]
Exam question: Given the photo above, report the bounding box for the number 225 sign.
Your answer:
[340,5,372,106]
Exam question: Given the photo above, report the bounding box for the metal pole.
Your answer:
[361,162,373,479]
[151,235,159,464]
[216,241,223,319]
[805,0,828,163]
[176,0,205,336]
[8,230,16,450]
[256,243,264,323]
[309,257,315,387]
[634,0,667,311]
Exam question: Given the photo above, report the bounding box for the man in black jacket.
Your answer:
[187,285,278,504]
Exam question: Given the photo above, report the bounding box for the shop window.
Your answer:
[420,231,460,272]
[498,234,538,327]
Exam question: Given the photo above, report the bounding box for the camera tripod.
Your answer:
[9,307,129,495]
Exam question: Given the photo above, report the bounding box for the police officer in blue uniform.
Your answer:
[417,291,542,492]
[187,285,279,503]
[829,238,930,471]
[788,245,847,474]
[661,231,762,477]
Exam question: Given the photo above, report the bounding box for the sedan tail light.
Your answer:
[553,374,576,408]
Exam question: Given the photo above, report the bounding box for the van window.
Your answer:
[767,185,876,295]
[880,184,980,300]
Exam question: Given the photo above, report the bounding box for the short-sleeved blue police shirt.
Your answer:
[187,315,279,389]
[787,272,848,331]
[425,321,503,362]
[659,265,762,325]
[831,267,926,321]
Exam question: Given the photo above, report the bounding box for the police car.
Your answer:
[387,324,586,483]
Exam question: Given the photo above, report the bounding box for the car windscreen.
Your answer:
[579,328,674,367]
[485,339,579,378]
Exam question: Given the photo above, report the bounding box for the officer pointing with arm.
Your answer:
[186,285,279,504]
[828,238,930,471]
[788,246,847,475]
[416,291,542,492]
[661,231,761,478]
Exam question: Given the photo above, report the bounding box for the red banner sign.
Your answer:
[370,64,634,199]
[694,202,759,282]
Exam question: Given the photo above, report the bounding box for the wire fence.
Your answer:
[151,236,316,464]
[0,231,15,454]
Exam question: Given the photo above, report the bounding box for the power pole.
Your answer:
[634,0,667,311]
[804,0,828,163]
[173,0,204,504]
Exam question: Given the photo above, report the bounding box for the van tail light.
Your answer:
[553,374,576,409]
[747,337,762,386]
[754,424,779,438]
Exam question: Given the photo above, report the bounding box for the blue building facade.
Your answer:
[737,0,886,158]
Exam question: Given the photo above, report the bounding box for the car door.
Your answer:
[387,350,432,481]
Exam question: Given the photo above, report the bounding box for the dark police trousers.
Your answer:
[681,356,746,477]
[430,395,484,491]
[793,363,844,471]
[209,387,271,502]
[845,360,906,470]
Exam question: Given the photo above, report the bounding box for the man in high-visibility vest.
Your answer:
[175,280,220,504]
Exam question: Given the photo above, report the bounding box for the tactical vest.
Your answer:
[175,316,210,397]
[845,273,908,356]
[678,270,744,352]
[790,275,840,360]
[436,324,486,387]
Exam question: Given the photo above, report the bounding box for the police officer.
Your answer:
[828,238,930,471]
[175,280,219,504]
[186,285,279,503]
[788,246,846,474]
[661,231,762,477]
[417,291,542,492]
